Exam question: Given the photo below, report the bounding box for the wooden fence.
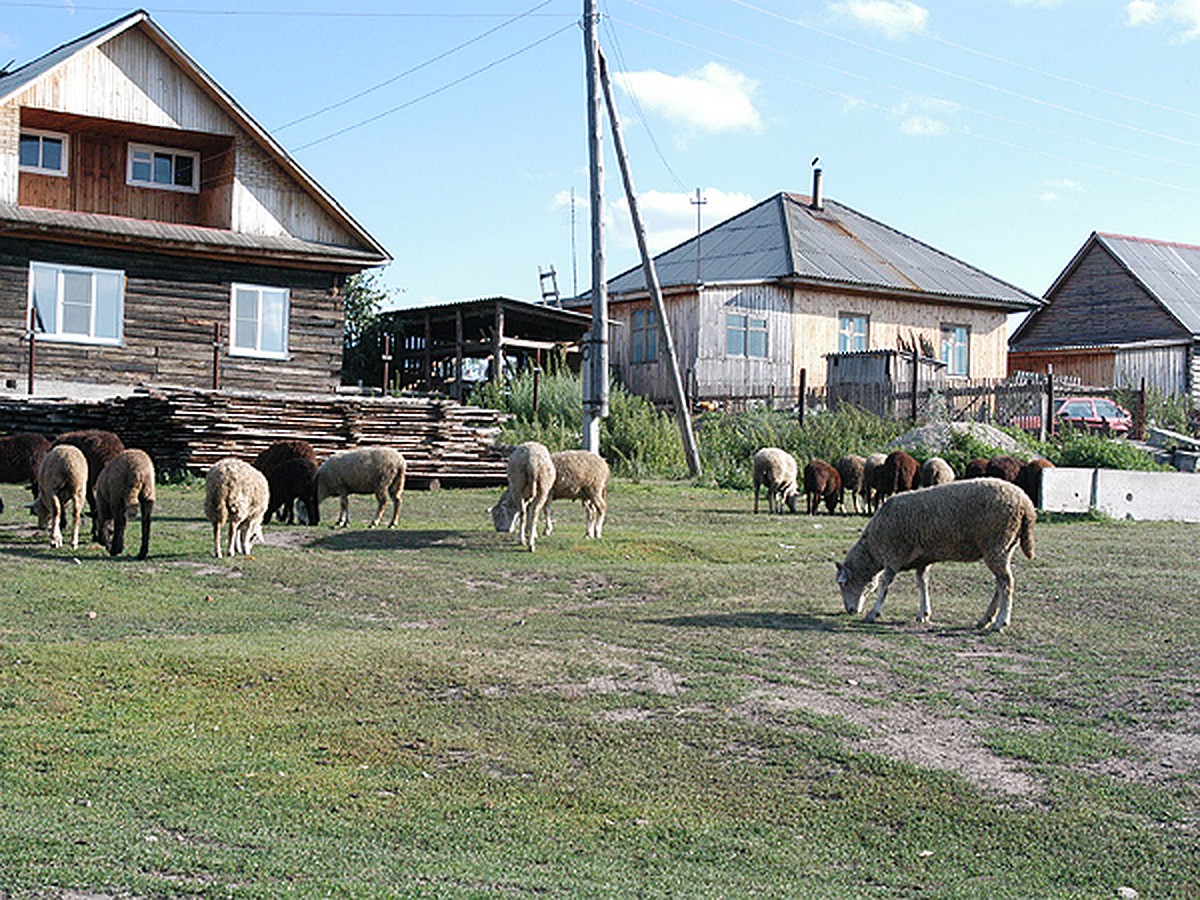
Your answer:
[0,387,511,488]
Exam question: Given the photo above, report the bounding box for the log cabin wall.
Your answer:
[0,236,344,394]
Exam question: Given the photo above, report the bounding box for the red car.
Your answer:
[1014,396,1132,435]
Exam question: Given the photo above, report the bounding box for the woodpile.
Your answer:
[0,386,510,488]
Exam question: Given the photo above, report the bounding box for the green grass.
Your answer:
[0,482,1196,898]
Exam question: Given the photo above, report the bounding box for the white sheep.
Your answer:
[918,456,956,488]
[33,444,88,550]
[545,449,610,539]
[491,441,556,552]
[94,449,156,559]
[316,447,407,528]
[205,457,269,558]
[752,447,799,514]
[836,478,1036,632]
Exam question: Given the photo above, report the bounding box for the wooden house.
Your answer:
[0,11,389,396]
[568,172,1039,406]
[1009,232,1200,400]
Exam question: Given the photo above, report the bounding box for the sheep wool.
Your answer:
[836,478,1036,632]
[547,450,609,539]
[316,447,407,528]
[206,457,269,558]
[94,449,156,559]
[34,444,88,550]
[491,441,555,551]
[752,448,799,514]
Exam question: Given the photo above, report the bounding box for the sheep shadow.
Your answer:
[645,611,847,632]
[308,528,464,552]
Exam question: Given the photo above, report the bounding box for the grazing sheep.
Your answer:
[94,449,156,559]
[919,456,956,488]
[985,455,1023,483]
[491,441,556,552]
[877,449,920,505]
[962,458,989,479]
[253,439,319,523]
[835,478,1036,632]
[33,444,88,550]
[266,457,320,525]
[1016,458,1055,505]
[861,452,887,513]
[1,432,51,506]
[205,457,269,558]
[803,458,843,515]
[316,446,407,528]
[752,447,800,514]
[52,429,125,535]
[545,450,609,539]
[835,454,866,514]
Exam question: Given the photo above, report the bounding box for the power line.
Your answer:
[1,2,575,18]
[290,21,577,152]
[275,0,557,132]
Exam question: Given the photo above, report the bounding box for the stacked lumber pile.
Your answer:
[0,386,511,488]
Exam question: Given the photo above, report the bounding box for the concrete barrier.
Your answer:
[1041,467,1200,522]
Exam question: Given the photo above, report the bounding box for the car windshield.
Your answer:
[1094,399,1124,417]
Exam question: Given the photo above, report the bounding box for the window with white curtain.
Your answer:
[28,261,123,345]
[230,283,290,358]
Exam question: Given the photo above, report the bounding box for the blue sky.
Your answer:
[4,1,1200,323]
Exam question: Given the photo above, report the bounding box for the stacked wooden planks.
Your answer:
[0,386,511,488]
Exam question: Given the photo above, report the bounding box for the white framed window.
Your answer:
[19,129,68,176]
[630,307,658,364]
[940,323,969,376]
[127,142,199,193]
[230,283,289,359]
[726,312,768,358]
[28,262,124,346]
[838,313,868,352]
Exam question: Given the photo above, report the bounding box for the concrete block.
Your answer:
[1040,468,1094,513]
[1173,451,1200,473]
[1094,468,1200,522]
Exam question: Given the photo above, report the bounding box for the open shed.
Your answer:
[377,297,593,400]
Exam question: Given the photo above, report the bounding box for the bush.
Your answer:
[1051,432,1169,471]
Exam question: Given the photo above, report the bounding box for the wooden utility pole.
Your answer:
[598,48,701,476]
[582,0,608,452]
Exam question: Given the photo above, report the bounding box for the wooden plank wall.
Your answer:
[0,237,344,394]
[0,387,510,488]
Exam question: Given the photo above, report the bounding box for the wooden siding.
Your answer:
[1,27,364,248]
[792,286,1009,388]
[1114,345,1189,395]
[0,237,345,394]
[1014,242,1189,348]
[1010,344,1191,396]
[1008,348,1116,387]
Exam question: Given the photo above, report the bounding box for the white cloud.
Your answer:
[892,96,959,137]
[1125,0,1200,40]
[614,63,762,136]
[830,1,929,39]
[1038,178,1083,203]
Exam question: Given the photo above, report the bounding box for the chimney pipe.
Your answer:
[811,167,824,211]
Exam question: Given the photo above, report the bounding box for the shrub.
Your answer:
[1052,432,1169,471]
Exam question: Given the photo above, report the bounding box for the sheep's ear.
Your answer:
[835,562,849,585]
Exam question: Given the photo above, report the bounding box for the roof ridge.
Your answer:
[1097,231,1200,253]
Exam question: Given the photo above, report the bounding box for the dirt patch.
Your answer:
[741,681,1045,799]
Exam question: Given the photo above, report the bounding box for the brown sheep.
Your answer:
[266,457,320,526]
[1016,458,1055,505]
[803,459,843,515]
[985,455,1023,483]
[861,452,887,513]
[963,458,990,479]
[0,433,52,505]
[94,449,156,559]
[877,450,919,505]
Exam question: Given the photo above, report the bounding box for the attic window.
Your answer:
[19,129,68,176]
[127,142,199,193]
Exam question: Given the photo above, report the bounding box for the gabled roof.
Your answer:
[0,10,389,265]
[603,192,1037,311]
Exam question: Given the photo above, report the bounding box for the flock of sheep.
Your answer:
[3,427,1037,631]
[755,446,1043,631]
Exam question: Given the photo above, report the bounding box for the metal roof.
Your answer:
[1094,232,1200,335]
[604,192,1038,310]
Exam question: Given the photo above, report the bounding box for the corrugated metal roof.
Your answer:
[1096,233,1200,335]
[605,192,1038,310]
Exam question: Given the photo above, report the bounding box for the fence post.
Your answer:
[910,351,919,424]
[1046,364,1055,439]
[211,322,221,391]
[1135,376,1147,441]
[797,368,806,427]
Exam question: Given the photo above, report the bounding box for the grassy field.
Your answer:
[0,479,1196,898]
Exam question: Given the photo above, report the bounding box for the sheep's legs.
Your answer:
[338,495,351,528]
[980,550,1016,631]
[68,498,81,550]
[863,567,898,623]
[915,566,932,623]
[49,496,64,548]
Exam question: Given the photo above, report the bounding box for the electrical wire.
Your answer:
[275,0,558,132]
[290,21,577,152]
